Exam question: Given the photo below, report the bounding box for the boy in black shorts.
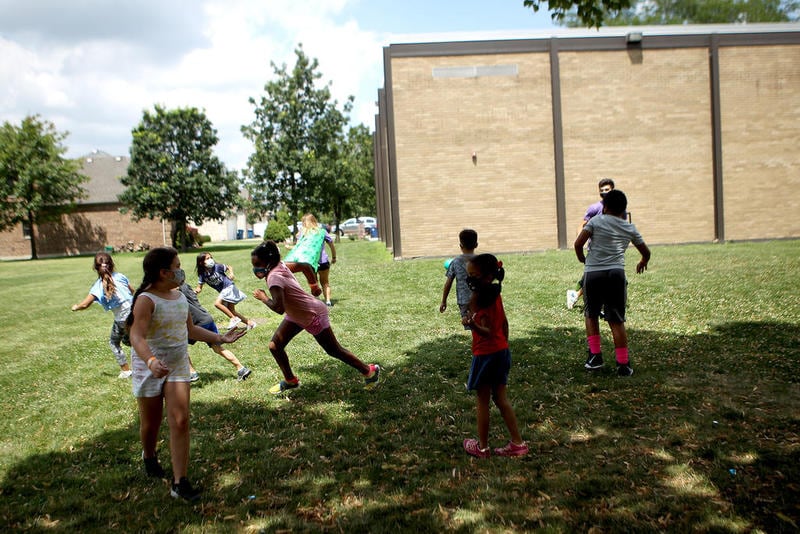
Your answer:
[574,190,650,376]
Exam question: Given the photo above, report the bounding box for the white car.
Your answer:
[340,216,377,236]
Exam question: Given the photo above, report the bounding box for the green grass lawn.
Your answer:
[0,239,798,532]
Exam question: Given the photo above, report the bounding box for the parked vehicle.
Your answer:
[340,216,377,237]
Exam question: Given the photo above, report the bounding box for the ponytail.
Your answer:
[93,252,116,301]
[470,253,504,308]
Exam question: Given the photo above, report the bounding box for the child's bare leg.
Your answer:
[585,316,601,337]
[609,321,628,349]
[268,320,303,380]
[211,344,243,370]
[319,269,331,303]
[164,382,191,483]
[493,385,523,444]
[476,386,492,449]
[609,321,630,365]
[138,396,164,458]
[314,327,369,374]
[227,303,249,324]
[215,299,236,319]
[286,262,321,296]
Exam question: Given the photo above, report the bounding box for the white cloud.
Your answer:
[0,0,385,170]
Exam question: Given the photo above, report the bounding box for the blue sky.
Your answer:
[0,0,557,170]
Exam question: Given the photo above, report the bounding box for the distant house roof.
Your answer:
[77,150,129,204]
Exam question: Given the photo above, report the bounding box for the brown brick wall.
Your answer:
[559,48,715,245]
[719,45,800,240]
[0,206,166,259]
[391,53,555,258]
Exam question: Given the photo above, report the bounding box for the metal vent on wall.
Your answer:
[432,64,518,79]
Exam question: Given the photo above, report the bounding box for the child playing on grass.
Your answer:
[440,228,477,328]
[567,178,616,310]
[71,252,136,379]
[462,253,528,458]
[574,189,650,376]
[283,213,328,298]
[178,282,252,382]
[250,241,381,394]
[127,247,246,502]
[194,252,256,330]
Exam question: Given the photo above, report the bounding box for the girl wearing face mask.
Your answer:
[194,252,256,330]
[71,252,136,378]
[461,254,527,459]
[126,247,247,502]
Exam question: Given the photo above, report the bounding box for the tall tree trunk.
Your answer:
[27,210,38,260]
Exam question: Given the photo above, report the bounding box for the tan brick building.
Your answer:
[374,24,800,258]
[0,151,167,260]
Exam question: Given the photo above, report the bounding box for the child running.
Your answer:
[127,247,246,502]
[194,252,256,330]
[71,252,136,378]
[462,254,528,458]
[250,240,381,394]
[574,189,650,376]
[178,282,252,381]
[440,228,478,328]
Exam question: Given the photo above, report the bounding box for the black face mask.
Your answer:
[466,276,481,291]
[600,192,609,199]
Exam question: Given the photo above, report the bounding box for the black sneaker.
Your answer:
[170,477,201,503]
[584,352,604,370]
[142,452,165,478]
[617,364,634,377]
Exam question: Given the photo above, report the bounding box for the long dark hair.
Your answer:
[251,240,281,269]
[195,252,211,278]
[469,253,505,308]
[93,252,116,301]
[126,247,178,329]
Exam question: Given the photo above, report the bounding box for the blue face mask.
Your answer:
[170,268,186,285]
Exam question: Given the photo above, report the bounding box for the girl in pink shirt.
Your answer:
[251,241,381,395]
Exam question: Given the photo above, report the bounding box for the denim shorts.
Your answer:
[467,348,511,391]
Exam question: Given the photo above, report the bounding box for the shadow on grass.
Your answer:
[1,322,798,532]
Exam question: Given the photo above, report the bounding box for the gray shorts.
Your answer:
[131,349,192,398]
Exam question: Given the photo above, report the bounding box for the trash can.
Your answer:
[104,245,114,253]
[370,226,378,239]
[247,229,254,239]
[236,229,244,240]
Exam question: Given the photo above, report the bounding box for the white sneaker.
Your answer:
[566,290,579,310]
[118,370,133,379]
[227,317,242,330]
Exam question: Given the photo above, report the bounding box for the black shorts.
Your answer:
[583,269,626,323]
[318,262,331,272]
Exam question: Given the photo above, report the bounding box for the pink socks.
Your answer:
[588,335,630,364]
[587,335,601,355]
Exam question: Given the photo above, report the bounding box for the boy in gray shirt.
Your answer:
[574,190,650,376]
[440,229,478,329]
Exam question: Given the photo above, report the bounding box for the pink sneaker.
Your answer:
[493,441,529,457]
[463,438,490,458]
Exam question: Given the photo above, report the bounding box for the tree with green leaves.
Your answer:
[309,123,375,237]
[120,105,241,250]
[524,0,633,27]
[535,0,799,27]
[0,115,88,259]
[242,45,355,238]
